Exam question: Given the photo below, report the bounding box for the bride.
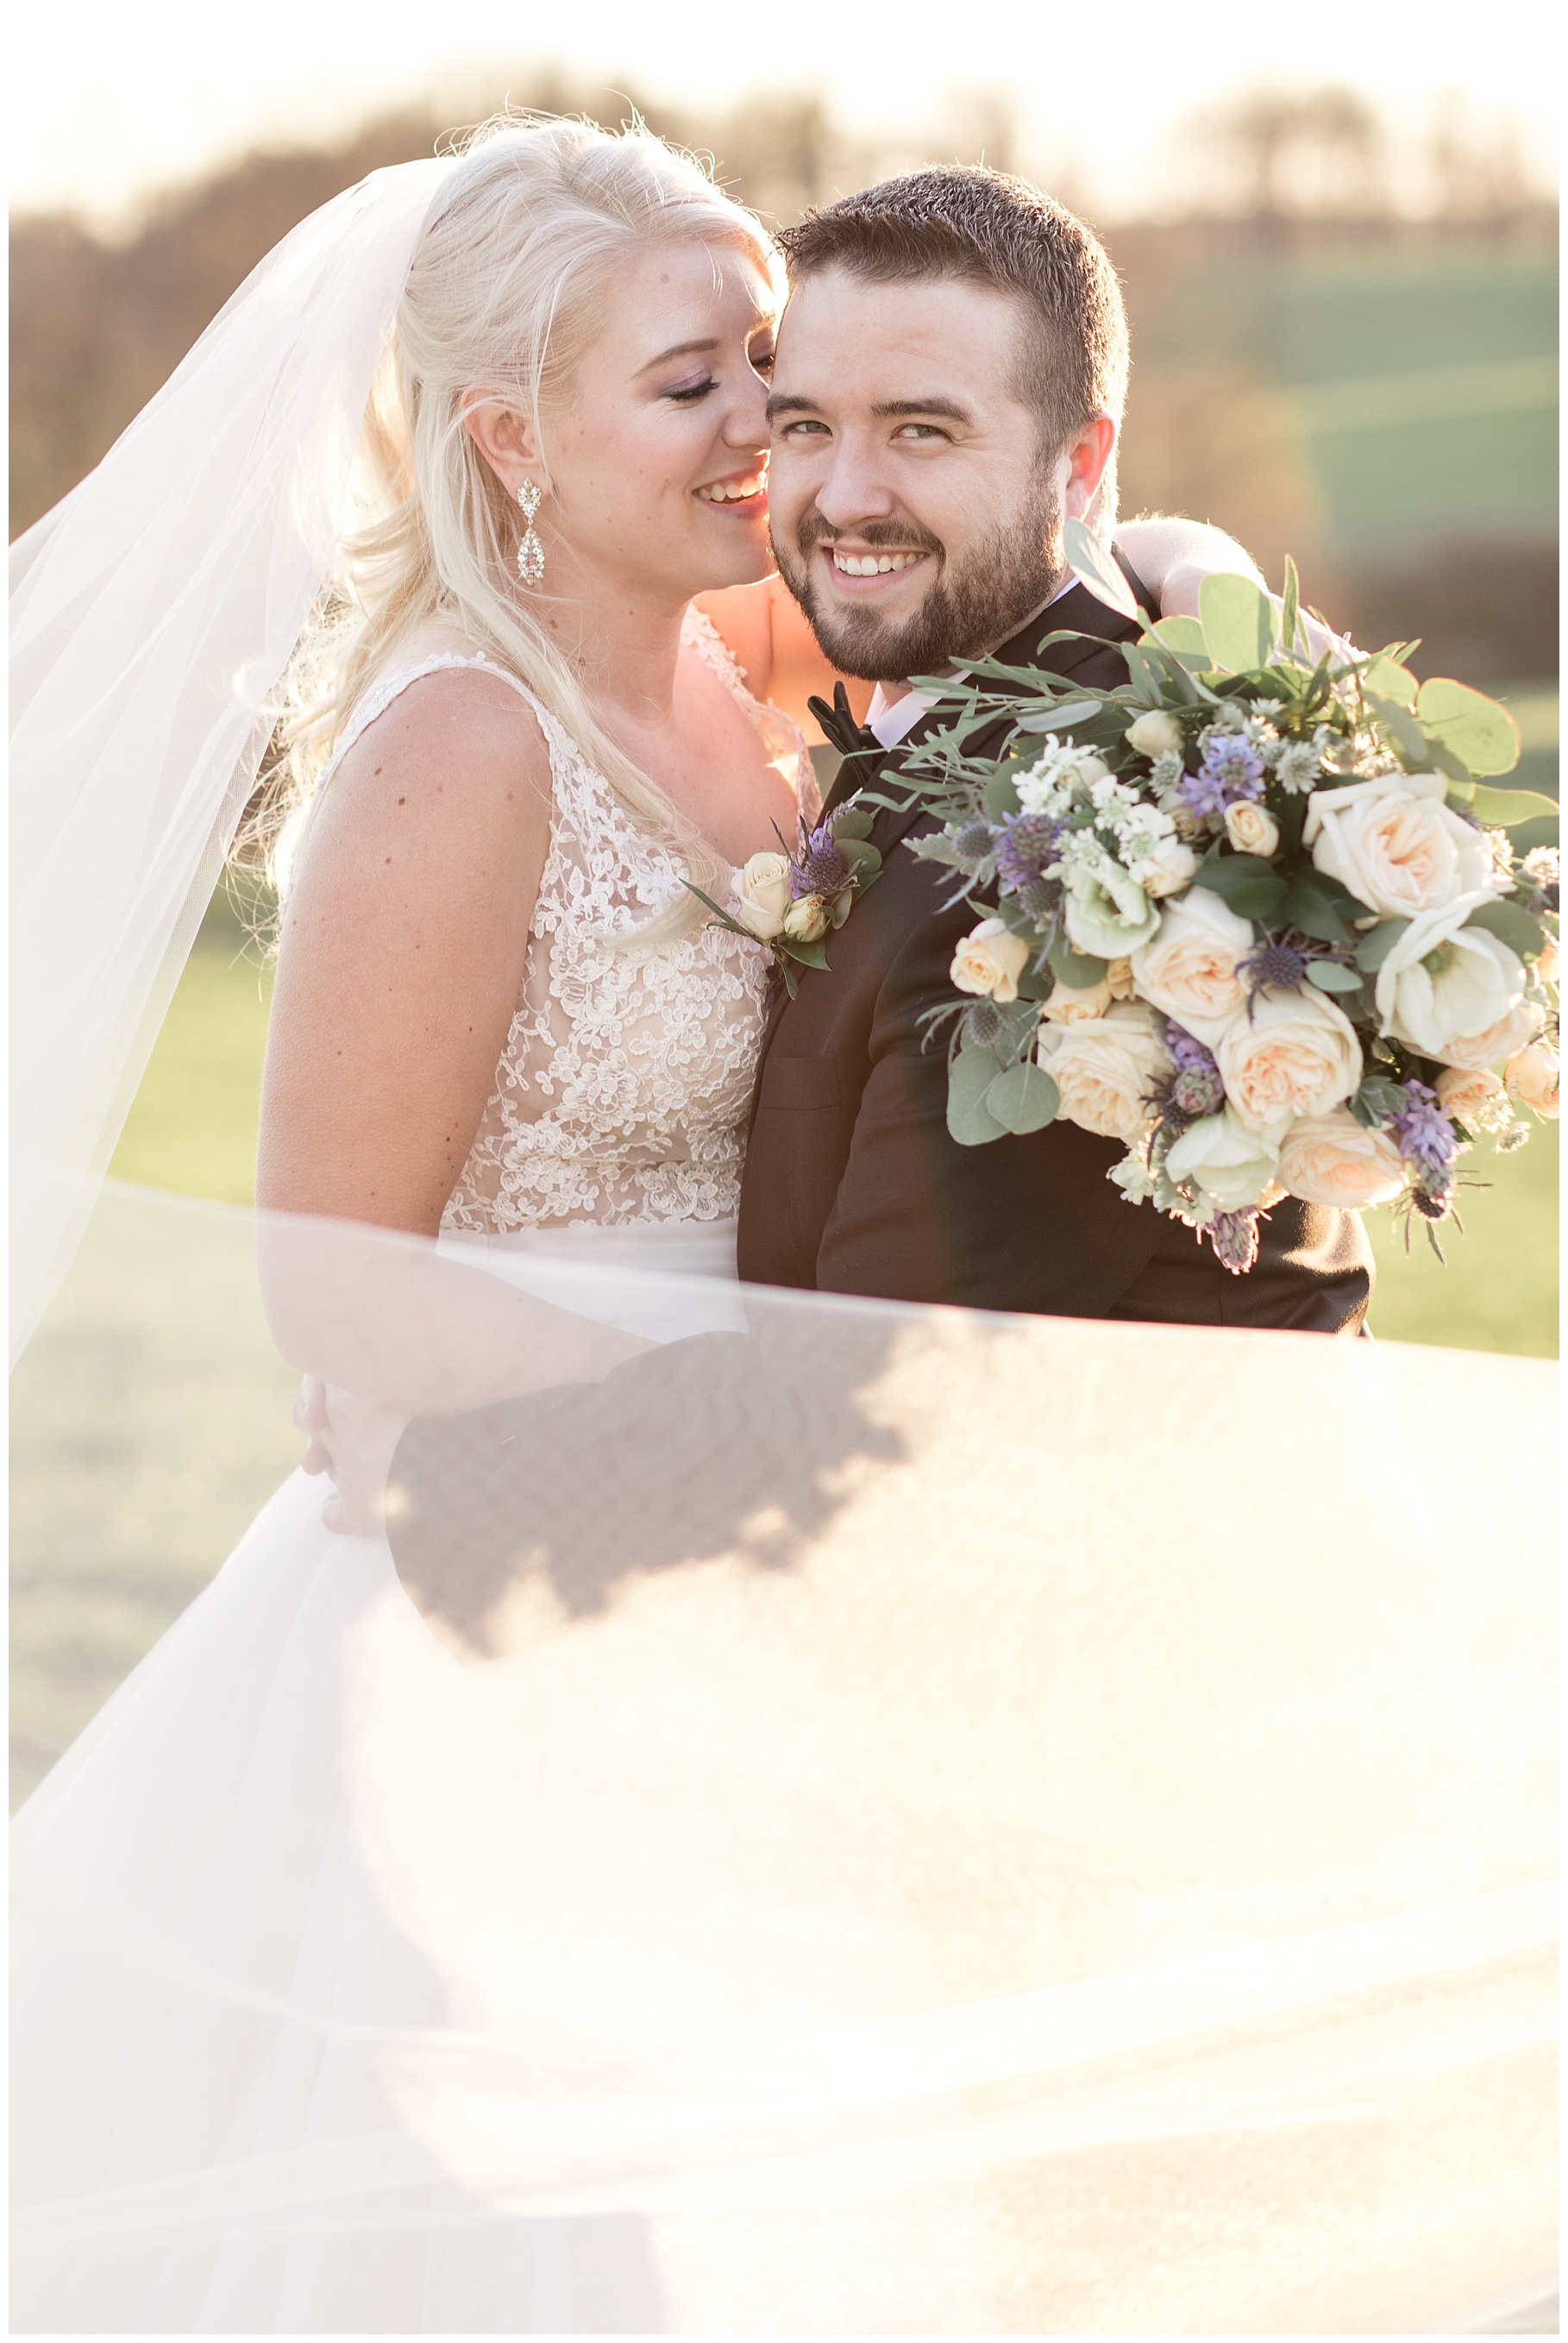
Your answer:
[19,114,1550,2338]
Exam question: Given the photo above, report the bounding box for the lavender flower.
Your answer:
[1385,1077,1459,1213]
[1205,1208,1262,1274]
[995,811,1061,895]
[790,825,849,900]
[1177,734,1267,821]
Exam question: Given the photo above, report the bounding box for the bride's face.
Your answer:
[539,240,778,604]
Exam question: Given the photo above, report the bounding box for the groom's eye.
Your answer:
[894,423,949,442]
[779,418,831,439]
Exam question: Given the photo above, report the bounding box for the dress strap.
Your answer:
[323,651,554,788]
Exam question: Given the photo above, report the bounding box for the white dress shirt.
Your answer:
[863,576,1084,750]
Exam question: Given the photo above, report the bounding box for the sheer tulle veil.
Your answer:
[9,156,451,1361]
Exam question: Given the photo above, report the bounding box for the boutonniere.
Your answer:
[686,797,884,997]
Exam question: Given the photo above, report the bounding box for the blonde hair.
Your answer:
[251,115,781,937]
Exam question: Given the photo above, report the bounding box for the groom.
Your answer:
[738,167,1370,1329]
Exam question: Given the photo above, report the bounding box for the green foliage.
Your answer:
[1414,677,1521,776]
[1199,573,1279,673]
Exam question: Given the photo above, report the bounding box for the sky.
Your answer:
[9,0,1557,225]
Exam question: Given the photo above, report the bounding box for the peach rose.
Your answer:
[1215,985,1363,1139]
[1435,1065,1509,1127]
[1129,886,1254,1044]
[1037,1002,1171,1143]
[1224,801,1280,857]
[1042,974,1114,1024]
[950,919,1031,1002]
[1503,1042,1560,1118]
[1305,771,1493,919]
[1276,1109,1408,1209]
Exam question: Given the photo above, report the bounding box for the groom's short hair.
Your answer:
[778,166,1128,498]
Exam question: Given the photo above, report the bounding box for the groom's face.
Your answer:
[765,267,1099,682]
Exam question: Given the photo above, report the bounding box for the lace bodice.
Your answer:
[322,610,816,1232]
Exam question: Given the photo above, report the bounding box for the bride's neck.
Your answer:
[532,557,690,733]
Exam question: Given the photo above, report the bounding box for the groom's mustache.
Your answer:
[792,512,946,567]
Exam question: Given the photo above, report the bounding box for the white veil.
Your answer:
[9,156,452,1363]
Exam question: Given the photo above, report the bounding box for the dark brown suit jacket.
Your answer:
[736,566,1373,1331]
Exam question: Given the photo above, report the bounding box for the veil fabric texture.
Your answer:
[8,157,451,1364]
[10,1182,1558,2334]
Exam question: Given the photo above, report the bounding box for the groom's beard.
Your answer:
[773,481,1064,683]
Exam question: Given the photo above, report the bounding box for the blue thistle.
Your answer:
[1241,936,1311,998]
[791,825,849,899]
[995,811,1061,895]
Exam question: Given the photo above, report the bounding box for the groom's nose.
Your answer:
[811,432,900,531]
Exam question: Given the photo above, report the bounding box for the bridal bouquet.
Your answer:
[900,525,1559,1272]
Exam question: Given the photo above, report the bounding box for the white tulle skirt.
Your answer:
[10,1190,1559,2334]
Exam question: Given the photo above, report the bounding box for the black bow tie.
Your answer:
[806,682,882,769]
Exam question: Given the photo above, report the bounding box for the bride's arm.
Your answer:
[257,669,651,1416]
[1114,513,1351,657]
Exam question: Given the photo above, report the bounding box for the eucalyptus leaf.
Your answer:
[834,836,881,871]
[1306,961,1364,993]
[1047,933,1109,987]
[1142,615,1207,657]
[985,1059,1060,1134]
[1467,784,1559,829]
[781,936,831,971]
[1414,678,1521,777]
[1464,898,1546,958]
[1014,697,1104,732]
[1199,572,1278,674]
[1196,852,1277,899]
[1364,689,1429,769]
[1225,877,1290,922]
[1353,919,1410,971]
[984,770,1023,819]
[1063,516,1145,623]
[831,807,875,841]
[1359,654,1420,708]
[947,1046,1009,1146]
[1285,876,1352,944]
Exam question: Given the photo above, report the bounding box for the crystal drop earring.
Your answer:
[516,478,545,587]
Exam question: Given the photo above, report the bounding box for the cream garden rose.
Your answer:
[950,919,1030,1002]
[1503,1040,1560,1118]
[1163,1109,1279,1214]
[1104,957,1136,1001]
[1276,1109,1407,1209]
[1224,800,1279,857]
[1037,1002,1171,1144]
[1125,709,1183,759]
[1304,771,1494,919]
[1434,1065,1509,1125]
[1126,836,1201,898]
[1373,895,1527,1062]
[1063,857,1160,959]
[1215,984,1362,1138]
[781,894,831,945]
[1041,973,1113,1024]
[731,850,793,940]
[1129,886,1254,1043]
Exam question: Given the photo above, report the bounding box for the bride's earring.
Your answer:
[516,478,545,588]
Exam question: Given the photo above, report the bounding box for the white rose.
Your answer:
[1063,858,1159,960]
[1164,1109,1279,1213]
[1373,895,1527,1061]
[1129,886,1254,1044]
[1503,1041,1560,1118]
[1276,1109,1408,1209]
[1435,1065,1508,1124]
[1224,800,1280,857]
[732,850,793,940]
[1041,974,1114,1024]
[1037,1002,1172,1143]
[950,918,1030,1002]
[1436,996,1543,1071]
[1127,836,1201,898]
[782,894,831,944]
[1304,771,1493,919]
[1125,710,1183,759]
[1216,984,1363,1139]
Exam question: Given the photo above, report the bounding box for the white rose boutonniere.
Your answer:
[691,797,883,997]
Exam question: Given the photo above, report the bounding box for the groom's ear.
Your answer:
[461,391,549,497]
[1060,414,1117,524]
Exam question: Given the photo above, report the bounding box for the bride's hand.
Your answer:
[294,1376,409,1537]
